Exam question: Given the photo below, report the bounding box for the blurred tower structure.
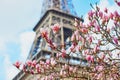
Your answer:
[13,0,83,80]
[40,0,77,17]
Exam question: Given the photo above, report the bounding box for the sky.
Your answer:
[0,0,119,80]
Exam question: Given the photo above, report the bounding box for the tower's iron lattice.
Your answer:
[41,0,77,17]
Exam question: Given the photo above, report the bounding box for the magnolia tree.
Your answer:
[14,1,120,80]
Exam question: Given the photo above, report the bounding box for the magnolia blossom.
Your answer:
[40,28,48,38]
[86,55,94,62]
[95,65,104,72]
[46,59,50,65]
[114,11,119,18]
[80,28,88,34]
[36,64,41,73]
[104,8,108,13]
[50,58,56,67]
[61,48,66,58]
[69,44,76,52]
[95,25,100,32]
[115,0,120,6]
[117,2,120,6]
[113,36,118,44]
[26,60,32,66]
[64,64,69,70]
[88,10,94,18]
[88,36,93,44]
[109,12,114,19]
[40,61,44,65]
[51,23,61,34]
[13,61,21,69]
[96,73,103,79]
[73,67,77,73]
[71,34,75,41]
[31,60,37,67]
[30,69,34,74]
[99,11,103,18]
[93,45,99,53]
[69,66,74,72]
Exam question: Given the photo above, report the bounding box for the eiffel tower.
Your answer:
[13,0,83,80]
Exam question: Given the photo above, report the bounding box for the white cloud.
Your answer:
[2,31,35,80]
[0,39,6,53]
[19,31,35,62]
[98,0,120,12]
[3,54,19,80]
[0,0,42,79]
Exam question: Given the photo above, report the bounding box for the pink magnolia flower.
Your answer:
[47,39,57,50]
[26,60,32,66]
[40,61,44,65]
[89,20,96,26]
[86,55,94,62]
[46,59,50,65]
[95,25,100,32]
[51,23,60,34]
[45,76,48,80]
[96,65,104,72]
[96,73,103,79]
[71,34,75,41]
[22,64,27,72]
[52,42,57,49]
[103,15,109,22]
[99,11,103,18]
[114,11,119,17]
[49,75,53,80]
[97,40,101,46]
[30,69,34,74]
[70,44,75,52]
[80,28,88,34]
[69,66,73,72]
[104,8,108,13]
[76,45,81,52]
[84,49,89,55]
[61,48,66,58]
[56,53,61,58]
[88,10,94,18]
[93,45,99,53]
[64,64,69,70]
[109,13,114,19]
[14,61,21,69]
[113,36,118,44]
[100,52,105,59]
[88,36,93,44]
[60,70,63,77]
[31,60,37,67]
[114,20,118,26]
[50,58,56,67]
[36,64,41,73]
[73,67,77,73]
[75,35,80,41]
[40,28,48,38]
[117,2,120,6]
[63,71,67,76]
[115,0,120,6]
[74,30,79,40]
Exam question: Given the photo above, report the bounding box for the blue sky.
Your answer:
[0,0,118,80]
